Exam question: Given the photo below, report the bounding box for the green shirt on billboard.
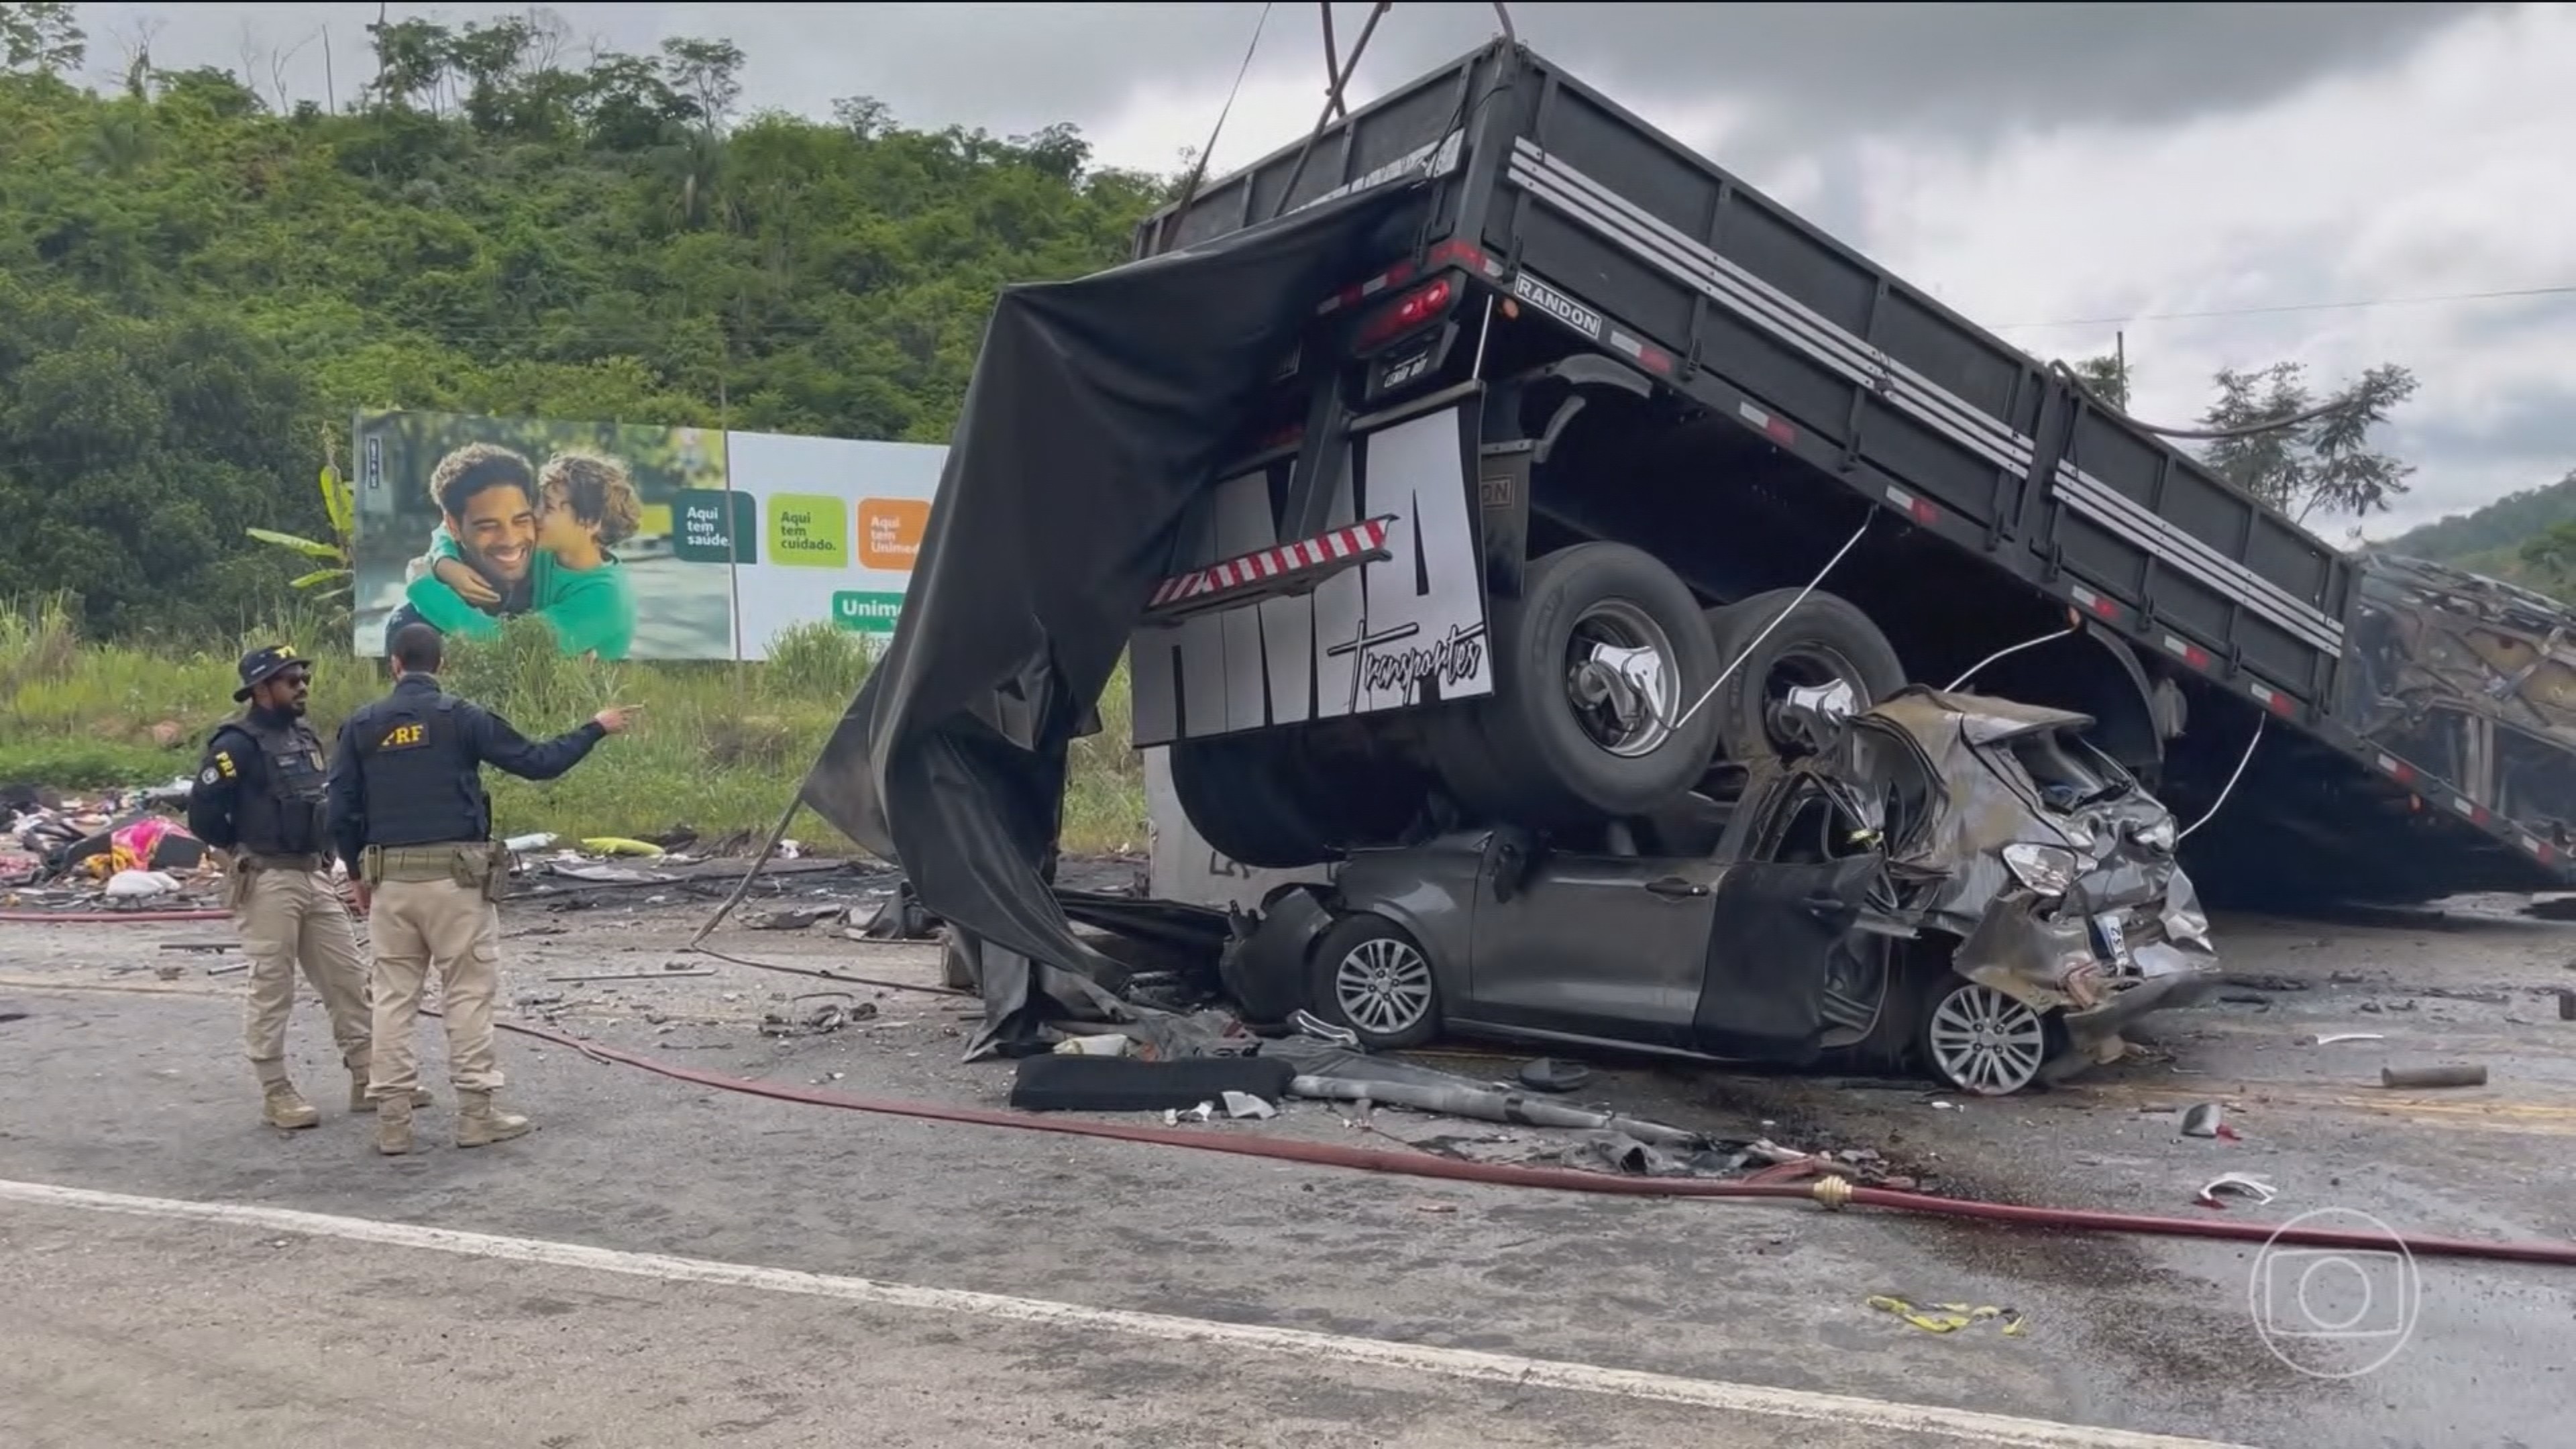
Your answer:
[407,525,637,661]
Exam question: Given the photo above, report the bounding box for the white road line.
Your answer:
[0,1177,2255,1449]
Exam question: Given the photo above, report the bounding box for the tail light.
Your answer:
[1353,276,1458,352]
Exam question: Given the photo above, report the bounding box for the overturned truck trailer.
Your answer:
[1117,37,2576,912]
[798,40,2576,1041]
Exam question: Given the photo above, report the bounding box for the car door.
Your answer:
[1684,777,1900,1063]
[1464,840,1724,1051]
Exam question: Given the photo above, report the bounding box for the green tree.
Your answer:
[2199,361,2419,525]
[0,1,82,75]
[2070,350,2131,411]
[0,23,1163,641]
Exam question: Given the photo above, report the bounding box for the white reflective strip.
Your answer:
[2055,466,2343,651]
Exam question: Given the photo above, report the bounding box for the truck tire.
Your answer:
[1701,588,1905,765]
[1430,542,1723,826]
[1169,730,1423,870]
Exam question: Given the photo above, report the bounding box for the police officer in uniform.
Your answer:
[189,644,417,1130]
[325,623,633,1156]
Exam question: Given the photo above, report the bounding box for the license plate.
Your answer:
[2092,910,2131,967]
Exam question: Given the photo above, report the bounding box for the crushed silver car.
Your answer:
[1235,686,2220,1095]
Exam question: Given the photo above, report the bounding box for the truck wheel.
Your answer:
[1169,731,1424,870]
[1305,912,1442,1051]
[1430,542,1723,826]
[1702,588,1905,765]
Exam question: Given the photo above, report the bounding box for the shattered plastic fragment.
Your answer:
[1220,1090,1277,1120]
[1866,1296,2028,1336]
[2195,1172,2277,1209]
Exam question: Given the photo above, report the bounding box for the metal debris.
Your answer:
[2381,1063,2487,1089]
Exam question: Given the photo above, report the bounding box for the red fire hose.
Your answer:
[495,1016,2576,1269]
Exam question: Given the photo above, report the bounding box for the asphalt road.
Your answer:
[3,883,2573,1448]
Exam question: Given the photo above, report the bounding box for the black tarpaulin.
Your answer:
[796,176,1432,1049]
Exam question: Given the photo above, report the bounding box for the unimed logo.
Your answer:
[833,590,906,634]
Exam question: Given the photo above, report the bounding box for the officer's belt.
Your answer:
[237,852,325,873]
[364,841,501,885]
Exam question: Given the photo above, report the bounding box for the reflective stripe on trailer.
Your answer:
[1144,517,1396,616]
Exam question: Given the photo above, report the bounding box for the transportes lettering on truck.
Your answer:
[1131,406,1495,745]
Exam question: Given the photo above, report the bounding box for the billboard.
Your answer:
[350,410,947,661]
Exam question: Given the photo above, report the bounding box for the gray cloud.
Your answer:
[80,2,2499,156]
[71,2,2567,539]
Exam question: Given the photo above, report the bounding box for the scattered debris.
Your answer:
[103,869,184,902]
[2559,989,2574,1022]
[1517,1057,1593,1093]
[2196,1173,2279,1209]
[1220,1090,1277,1120]
[1867,1296,2028,1337]
[2179,1103,2234,1139]
[545,967,716,983]
[2381,1063,2487,1089]
[2221,973,2311,993]
[1052,1033,1132,1057]
[1289,1009,1357,1049]
[741,904,846,931]
[157,941,235,953]
[761,1002,877,1036]
[2300,1032,2385,1046]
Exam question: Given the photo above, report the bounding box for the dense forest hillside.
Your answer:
[2378,467,2576,590]
[0,5,1168,639]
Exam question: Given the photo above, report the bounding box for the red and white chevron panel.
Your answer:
[1145,516,1395,613]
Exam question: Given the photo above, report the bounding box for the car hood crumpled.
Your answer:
[1787,686,2216,1014]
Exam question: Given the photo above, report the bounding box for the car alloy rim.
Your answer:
[1335,936,1434,1038]
[1927,982,2048,1095]
[1563,598,1678,759]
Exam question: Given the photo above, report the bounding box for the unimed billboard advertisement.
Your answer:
[349,410,947,661]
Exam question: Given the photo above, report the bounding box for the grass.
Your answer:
[0,593,1149,858]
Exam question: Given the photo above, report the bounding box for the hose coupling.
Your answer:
[1812,1175,1854,1210]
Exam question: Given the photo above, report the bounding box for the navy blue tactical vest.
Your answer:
[346,690,490,847]
[229,714,330,857]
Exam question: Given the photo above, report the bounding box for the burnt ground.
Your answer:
[3,863,2574,1448]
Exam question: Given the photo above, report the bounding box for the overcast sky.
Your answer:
[75,1,2576,542]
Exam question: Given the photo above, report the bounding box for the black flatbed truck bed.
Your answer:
[1132,38,2573,904]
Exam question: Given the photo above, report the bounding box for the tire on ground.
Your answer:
[1700,587,1904,766]
[1429,541,1722,827]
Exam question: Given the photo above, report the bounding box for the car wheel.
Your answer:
[1305,913,1442,1051]
[1429,542,1723,828]
[1921,973,2051,1096]
[1701,587,1905,765]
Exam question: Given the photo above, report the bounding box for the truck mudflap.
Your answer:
[794,174,1438,1012]
[1130,399,1496,747]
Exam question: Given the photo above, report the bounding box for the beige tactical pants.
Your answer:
[232,862,374,1086]
[367,877,506,1099]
